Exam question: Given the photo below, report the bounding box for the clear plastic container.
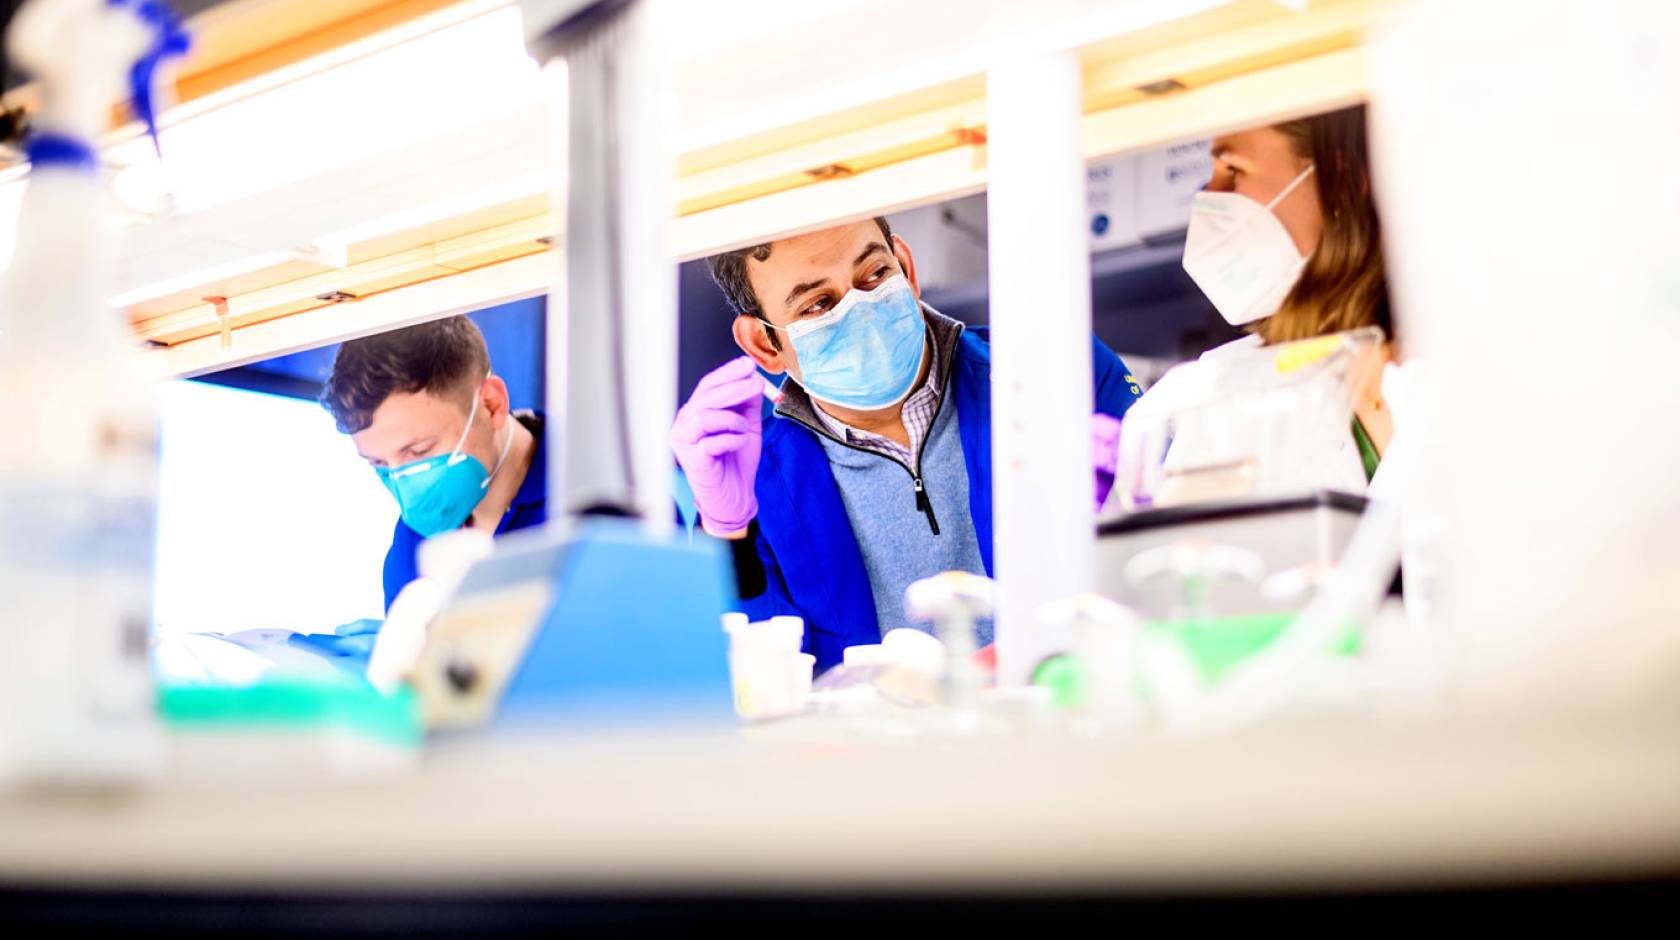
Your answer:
[1114,327,1385,510]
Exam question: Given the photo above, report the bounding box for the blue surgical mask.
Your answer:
[375,388,514,538]
[769,275,927,410]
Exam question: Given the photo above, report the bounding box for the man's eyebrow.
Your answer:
[782,277,829,309]
[380,436,434,460]
[780,241,894,309]
[853,241,889,267]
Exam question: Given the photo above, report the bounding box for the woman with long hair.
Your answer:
[1177,104,1396,485]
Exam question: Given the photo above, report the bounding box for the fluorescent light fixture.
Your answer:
[107,250,297,309]
[673,0,1234,152]
[108,6,542,217]
[309,171,555,252]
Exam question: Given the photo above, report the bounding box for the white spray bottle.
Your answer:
[0,0,186,785]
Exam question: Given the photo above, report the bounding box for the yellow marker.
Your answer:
[1274,335,1341,373]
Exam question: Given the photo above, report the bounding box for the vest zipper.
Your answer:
[784,372,951,537]
[905,380,948,536]
[913,476,941,535]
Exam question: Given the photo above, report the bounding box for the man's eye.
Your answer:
[863,265,889,285]
[801,297,833,317]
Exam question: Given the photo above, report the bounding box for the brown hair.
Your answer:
[706,216,895,352]
[321,316,489,434]
[1258,105,1391,345]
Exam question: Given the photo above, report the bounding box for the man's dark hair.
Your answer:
[706,216,894,351]
[321,316,490,434]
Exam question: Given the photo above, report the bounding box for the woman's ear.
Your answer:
[732,314,787,375]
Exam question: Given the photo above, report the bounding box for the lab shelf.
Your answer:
[0,0,1393,376]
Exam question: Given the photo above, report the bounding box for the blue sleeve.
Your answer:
[733,526,806,625]
[1090,333,1143,419]
[381,520,422,612]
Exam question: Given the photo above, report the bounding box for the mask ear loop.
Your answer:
[482,417,516,490]
[1265,163,1316,211]
[446,373,494,467]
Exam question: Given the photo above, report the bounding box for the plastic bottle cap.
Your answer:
[843,644,887,667]
[881,628,946,678]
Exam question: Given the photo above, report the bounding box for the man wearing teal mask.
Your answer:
[321,316,547,620]
[673,218,1141,673]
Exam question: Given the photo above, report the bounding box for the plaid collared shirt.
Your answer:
[811,337,942,472]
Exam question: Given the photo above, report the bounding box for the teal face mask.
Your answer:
[375,390,513,538]
[769,275,927,410]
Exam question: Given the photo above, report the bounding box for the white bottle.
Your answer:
[0,0,164,784]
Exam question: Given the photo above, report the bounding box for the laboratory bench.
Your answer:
[1,706,1677,931]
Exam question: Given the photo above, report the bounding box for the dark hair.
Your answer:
[1261,105,1392,345]
[321,316,490,434]
[706,216,894,350]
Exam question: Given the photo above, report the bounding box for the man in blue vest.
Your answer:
[671,218,1140,672]
[301,317,547,664]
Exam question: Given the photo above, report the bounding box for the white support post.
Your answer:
[986,50,1097,686]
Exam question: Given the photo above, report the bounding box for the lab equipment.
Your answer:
[0,0,187,786]
[531,0,674,524]
[389,0,733,732]
[366,528,495,695]
[670,356,763,536]
[376,383,515,538]
[844,628,949,678]
[409,519,734,730]
[1098,491,1367,622]
[903,571,994,710]
[1088,328,1389,725]
[1036,593,1144,725]
[724,614,815,721]
[760,275,927,410]
[1182,163,1316,326]
[1112,326,1384,508]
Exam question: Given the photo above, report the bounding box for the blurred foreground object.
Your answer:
[391,0,739,731]
[1113,327,1385,509]
[0,0,186,787]
[1370,0,1680,714]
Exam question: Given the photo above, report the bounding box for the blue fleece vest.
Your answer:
[813,377,991,644]
[741,327,1140,673]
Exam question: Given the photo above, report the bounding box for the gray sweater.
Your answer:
[776,311,991,643]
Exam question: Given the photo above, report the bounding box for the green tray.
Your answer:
[1033,611,1361,709]
[158,677,422,749]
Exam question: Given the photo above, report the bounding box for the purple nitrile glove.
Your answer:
[1092,412,1123,513]
[671,356,765,537]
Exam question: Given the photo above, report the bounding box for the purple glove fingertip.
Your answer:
[1092,412,1123,512]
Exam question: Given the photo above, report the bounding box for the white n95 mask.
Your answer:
[1182,163,1316,326]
